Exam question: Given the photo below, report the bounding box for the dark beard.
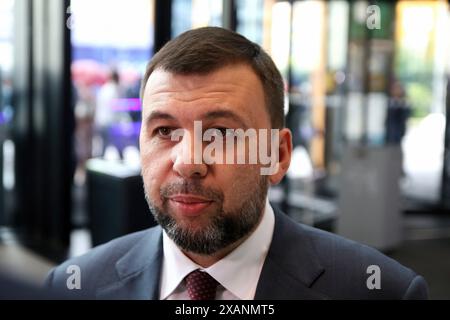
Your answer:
[144,177,268,255]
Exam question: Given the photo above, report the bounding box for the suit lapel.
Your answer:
[96,227,163,299]
[255,208,328,300]
[94,207,327,299]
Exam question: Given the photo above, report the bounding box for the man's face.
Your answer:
[140,64,274,255]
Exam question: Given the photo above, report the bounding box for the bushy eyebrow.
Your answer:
[144,109,248,128]
[144,111,177,128]
[203,110,247,128]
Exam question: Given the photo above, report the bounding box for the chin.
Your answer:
[172,214,213,230]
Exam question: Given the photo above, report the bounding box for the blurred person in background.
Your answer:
[0,72,14,126]
[385,80,411,145]
[73,82,95,185]
[94,69,123,158]
[45,27,428,300]
[125,75,144,123]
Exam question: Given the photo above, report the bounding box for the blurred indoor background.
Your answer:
[0,0,449,299]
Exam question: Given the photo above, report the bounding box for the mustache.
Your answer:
[160,180,224,202]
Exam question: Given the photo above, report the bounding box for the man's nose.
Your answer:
[171,131,208,178]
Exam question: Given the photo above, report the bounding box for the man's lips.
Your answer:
[168,195,212,204]
[167,194,213,216]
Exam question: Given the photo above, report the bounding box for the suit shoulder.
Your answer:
[46,227,161,295]
[278,214,427,298]
[300,222,414,275]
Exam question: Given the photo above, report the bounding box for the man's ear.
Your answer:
[269,128,292,185]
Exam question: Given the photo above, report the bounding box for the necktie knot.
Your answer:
[185,270,219,300]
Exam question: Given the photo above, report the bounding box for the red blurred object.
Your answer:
[72,60,141,87]
[71,59,109,86]
[120,67,141,86]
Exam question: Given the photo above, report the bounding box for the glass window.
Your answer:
[172,0,223,37]
[69,0,154,185]
[395,0,448,204]
[0,0,16,227]
[0,0,15,130]
[236,0,265,45]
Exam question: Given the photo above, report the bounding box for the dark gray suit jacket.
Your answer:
[46,208,428,299]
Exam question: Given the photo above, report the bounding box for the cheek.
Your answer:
[141,162,160,200]
[215,164,262,206]
[140,142,172,200]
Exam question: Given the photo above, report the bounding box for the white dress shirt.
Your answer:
[159,198,275,300]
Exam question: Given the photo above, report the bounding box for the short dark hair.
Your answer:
[140,27,285,129]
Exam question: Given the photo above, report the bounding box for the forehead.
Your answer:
[142,64,269,126]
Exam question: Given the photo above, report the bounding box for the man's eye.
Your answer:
[156,127,173,138]
[211,128,230,137]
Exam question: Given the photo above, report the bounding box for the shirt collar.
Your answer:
[159,231,200,300]
[159,198,275,300]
